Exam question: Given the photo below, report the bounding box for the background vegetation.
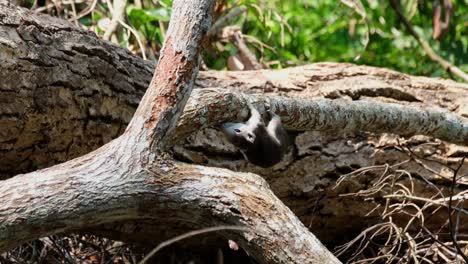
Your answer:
[3,0,467,263]
[54,0,468,80]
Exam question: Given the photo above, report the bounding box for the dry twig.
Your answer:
[389,0,468,82]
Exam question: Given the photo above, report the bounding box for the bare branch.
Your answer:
[177,89,468,146]
[0,2,341,263]
[103,0,127,42]
[448,155,468,263]
[207,6,246,38]
[128,0,214,151]
[140,226,249,263]
[432,0,453,40]
[389,0,468,82]
[0,141,340,263]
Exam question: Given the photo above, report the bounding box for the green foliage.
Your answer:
[126,4,171,45]
[223,0,467,80]
[127,6,171,25]
[82,0,467,80]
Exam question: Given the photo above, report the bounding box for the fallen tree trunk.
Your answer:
[0,1,342,263]
[1,2,467,177]
[0,1,467,249]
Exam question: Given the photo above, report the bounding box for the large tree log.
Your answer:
[0,1,341,263]
[1,2,467,177]
[0,2,467,247]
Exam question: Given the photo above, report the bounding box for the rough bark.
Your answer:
[0,136,338,263]
[1,2,468,247]
[0,1,341,263]
[0,1,150,175]
[1,2,468,178]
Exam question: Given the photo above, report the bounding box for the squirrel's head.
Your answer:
[221,122,256,150]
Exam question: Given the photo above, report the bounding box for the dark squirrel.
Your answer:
[221,102,290,168]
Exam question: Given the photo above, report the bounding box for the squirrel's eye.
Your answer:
[234,129,241,133]
[248,133,253,138]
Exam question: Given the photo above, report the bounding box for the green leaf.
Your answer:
[127,6,171,29]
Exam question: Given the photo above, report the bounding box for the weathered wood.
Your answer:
[1,2,467,177]
[0,1,341,263]
[0,136,339,263]
[176,89,468,145]
[1,2,467,247]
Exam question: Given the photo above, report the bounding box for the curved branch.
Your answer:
[0,1,341,263]
[389,0,468,82]
[177,89,468,146]
[207,6,246,38]
[1,0,467,176]
[102,0,127,42]
[0,135,339,263]
[432,0,453,40]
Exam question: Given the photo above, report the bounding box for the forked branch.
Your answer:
[0,1,340,263]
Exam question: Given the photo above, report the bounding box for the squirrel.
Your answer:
[221,102,291,168]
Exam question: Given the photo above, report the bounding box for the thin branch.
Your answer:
[178,89,468,146]
[69,0,79,26]
[69,0,99,22]
[389,0,468,82]
[221,26,263,70]
[117,18,147,60]
[207,6,246,38]
[103,0,127,41]
[383,194,468,214]
[139,226,249,264]
[432,0,453,40]
[447,155,468,263]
